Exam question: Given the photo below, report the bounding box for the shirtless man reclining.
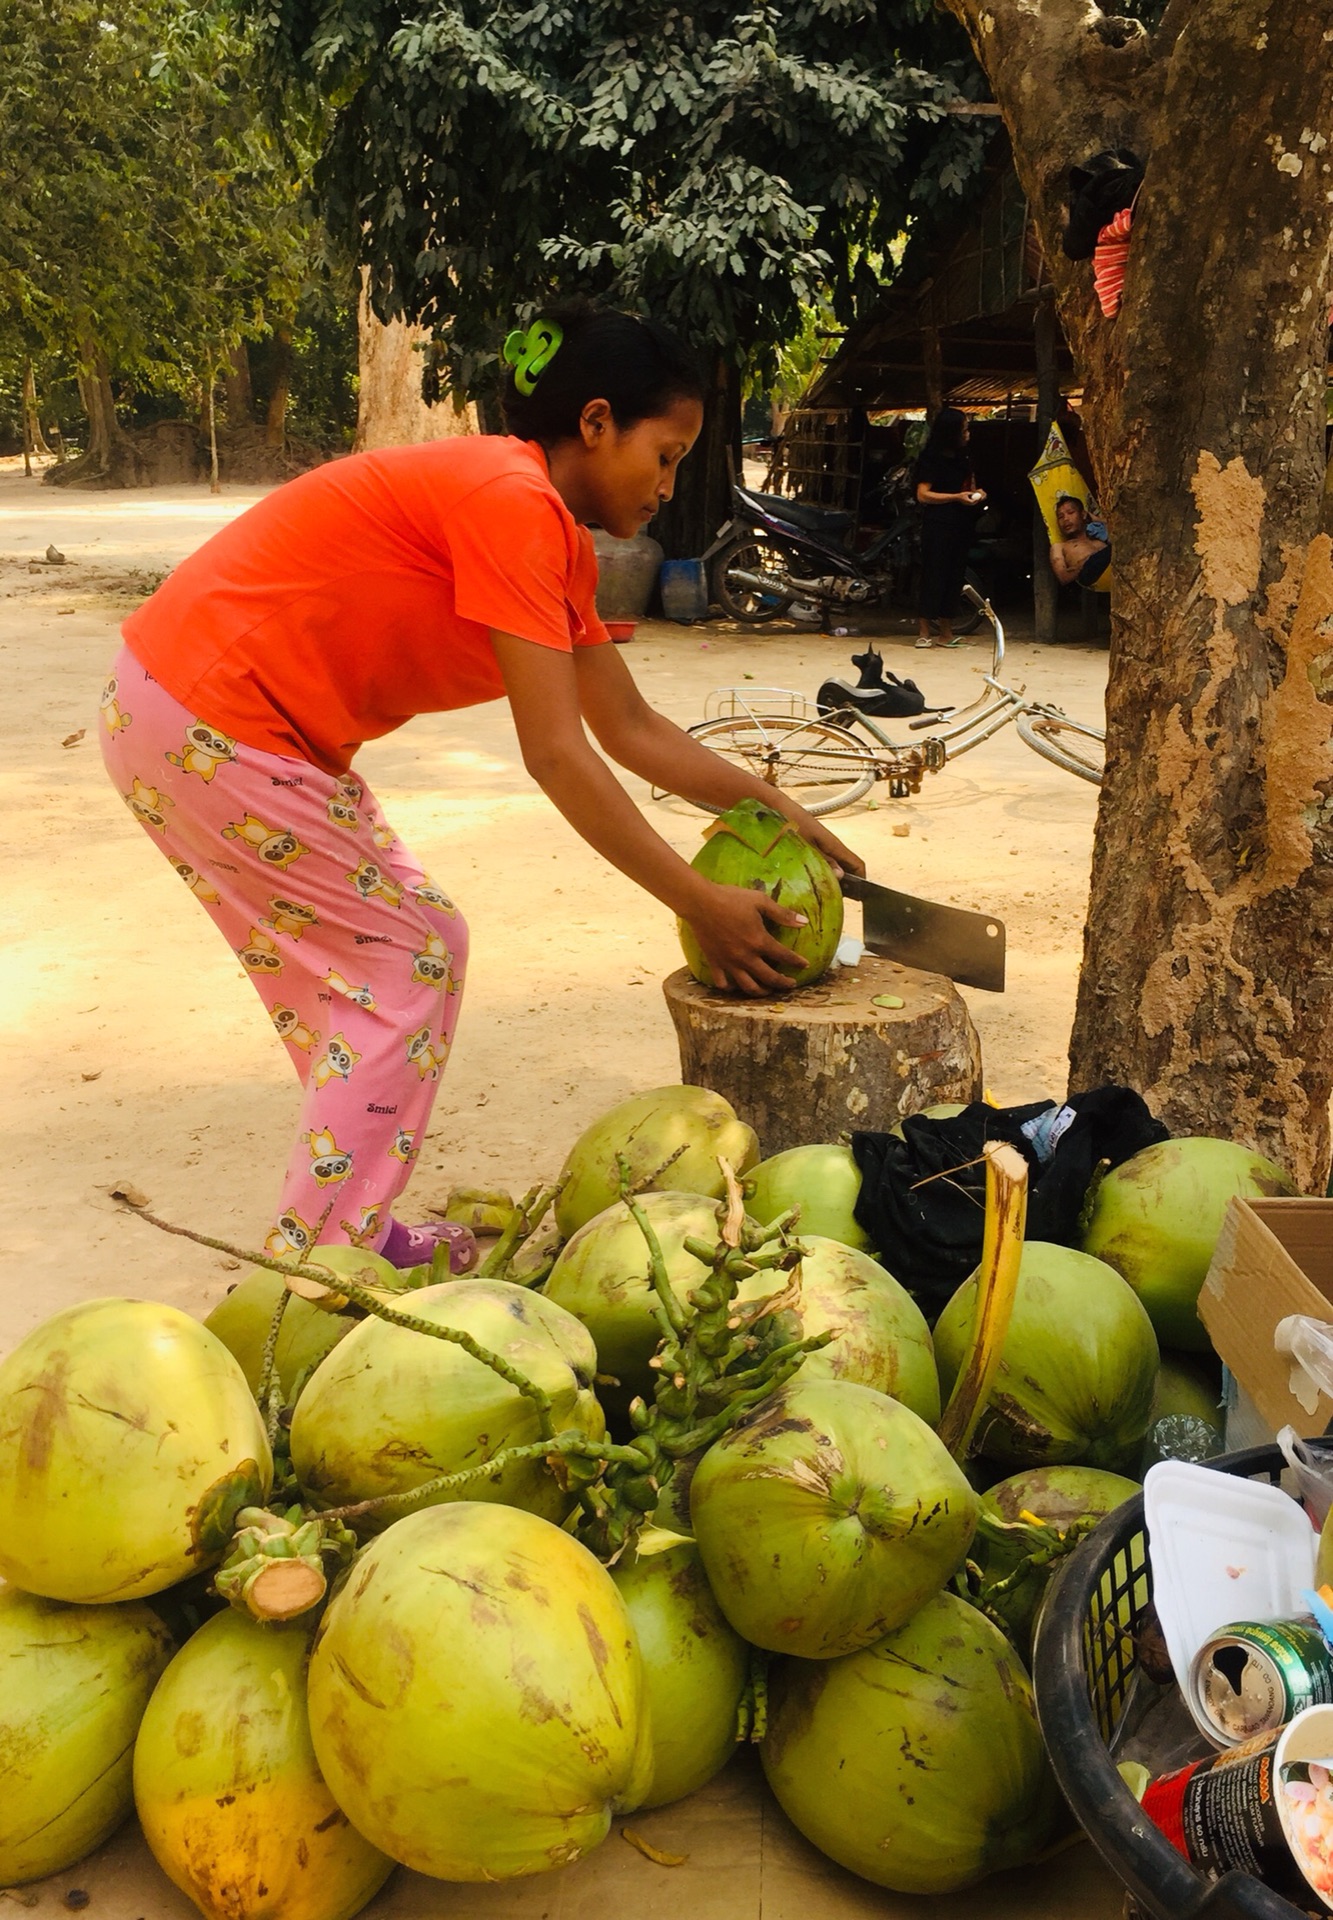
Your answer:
[1049,493,1111,588]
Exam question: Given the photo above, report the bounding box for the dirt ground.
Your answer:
[0,464,1118,1918]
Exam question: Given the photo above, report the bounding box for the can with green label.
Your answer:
[1190,1617,1333,1744]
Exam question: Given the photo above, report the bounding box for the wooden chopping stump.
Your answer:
[663,956,983,1157]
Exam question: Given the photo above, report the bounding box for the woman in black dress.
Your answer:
[913,407,985,647]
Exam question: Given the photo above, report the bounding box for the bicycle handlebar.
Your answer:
[963,583,1005,676]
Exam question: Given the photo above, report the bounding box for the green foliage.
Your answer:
[0,0,352,445]
[244,0,991,399]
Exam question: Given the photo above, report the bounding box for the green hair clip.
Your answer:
[501,319,564,396]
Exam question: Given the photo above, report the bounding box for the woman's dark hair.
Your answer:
[921,406,969,456]
[500,301,704,441]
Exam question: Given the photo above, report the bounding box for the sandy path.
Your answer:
[1,472,1106,1344]
[0,470,1117,1919]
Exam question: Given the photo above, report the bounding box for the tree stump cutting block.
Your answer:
[663,957,983,1157]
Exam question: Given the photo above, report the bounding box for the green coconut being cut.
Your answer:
[555,1085,759,1238]
[761,1590,1058,1893]
[933,1242,1159,1471]
[742,1144,873,1252]
[678,798,843,989]
[289,1279,604,1524]
[1082,1136,1296,1350]
[690,1377,977,1658]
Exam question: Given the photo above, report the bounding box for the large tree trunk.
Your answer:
[652,351,741,560]
[941,0,1333,1187]
[355,278,477,450]
[224,342,254,425]
[47,340,149,488]
[265,323,293,449]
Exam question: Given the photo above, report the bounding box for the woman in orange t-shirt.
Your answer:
[100,305,861,1270]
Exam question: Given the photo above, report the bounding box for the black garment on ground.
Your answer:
[1063,148,1144,260]
[914,447,977,620]
[851,1086,1169,1322]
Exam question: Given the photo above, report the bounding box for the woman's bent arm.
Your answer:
[493,632,819,994]
[572,640,864,876]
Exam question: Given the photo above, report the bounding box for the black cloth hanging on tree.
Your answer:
[1063,149,1145,260]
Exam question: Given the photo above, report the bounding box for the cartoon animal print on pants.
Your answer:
[100,646,468,1253]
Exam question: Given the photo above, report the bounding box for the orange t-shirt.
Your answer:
[123,435,610,774]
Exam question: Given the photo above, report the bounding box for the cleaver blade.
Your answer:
[839,874,1006,993]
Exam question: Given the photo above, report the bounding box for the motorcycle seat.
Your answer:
[735,486,855,537]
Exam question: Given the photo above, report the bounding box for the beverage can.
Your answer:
[1191,1618,1333,1744]
[1142,1704,1333,1912]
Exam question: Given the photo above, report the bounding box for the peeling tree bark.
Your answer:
[940,0,1333,1186]
[355,278,477,451]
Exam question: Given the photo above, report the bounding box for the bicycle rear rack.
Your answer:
[702,687,815,725]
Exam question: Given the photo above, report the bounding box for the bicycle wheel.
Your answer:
[711,536,792,624]
[1017,711,1105,784]
[684,713,878,815]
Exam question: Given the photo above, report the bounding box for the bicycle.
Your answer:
[655,587,1106,817]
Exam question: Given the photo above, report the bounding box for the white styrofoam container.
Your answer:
[1144,1458,1318,1745]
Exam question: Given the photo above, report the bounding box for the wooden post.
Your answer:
[663,956,983,1157]
[922,325,944,421]
[1032,293,1059,646]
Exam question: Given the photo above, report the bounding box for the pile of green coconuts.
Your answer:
[0,1062,1296,1918]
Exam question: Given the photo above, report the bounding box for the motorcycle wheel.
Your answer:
[711,536,792,624]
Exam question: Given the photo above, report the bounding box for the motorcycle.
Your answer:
[701,467,987,634]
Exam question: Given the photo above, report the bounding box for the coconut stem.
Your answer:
[575,1198,827,1562]
[123,1203,558,1438]
[313,1433,648,1527]
[478,1178,563,1283]
[935,1140,1028,1463]
[737,1648,770,1743]
[214,1505,357,1623]
[620,1159,693,1340]
[256,1288,291,1449]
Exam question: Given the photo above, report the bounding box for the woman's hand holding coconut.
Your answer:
[495,630,860,996]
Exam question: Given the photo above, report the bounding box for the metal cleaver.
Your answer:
[839,874,1006,993]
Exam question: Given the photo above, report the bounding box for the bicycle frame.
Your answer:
[680,586,1105,810]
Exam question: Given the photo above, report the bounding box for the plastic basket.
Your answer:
[1033,1444,1311,1920]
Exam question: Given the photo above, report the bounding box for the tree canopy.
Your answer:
[0,0,351,479]
[244,0,994,542]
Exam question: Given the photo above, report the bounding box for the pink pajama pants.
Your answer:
[99,647,468,1259]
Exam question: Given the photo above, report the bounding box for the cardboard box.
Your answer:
[1199,1197,1333,1437]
